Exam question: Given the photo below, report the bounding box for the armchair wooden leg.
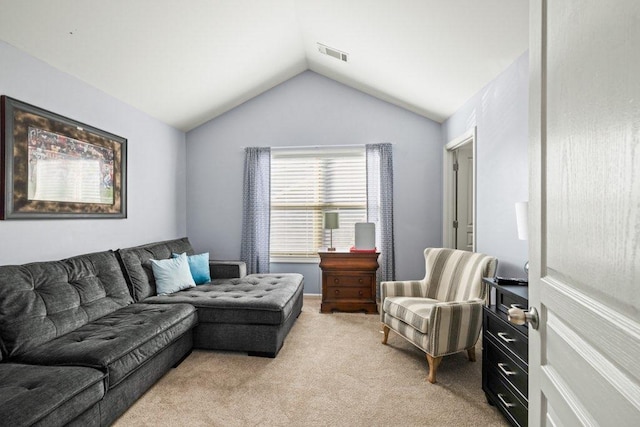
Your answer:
[467,346,476,362]
[382,325,390,344]
[426,354,442,384]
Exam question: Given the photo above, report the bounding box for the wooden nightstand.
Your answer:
[482,277,529,427]
[318,250,379,314]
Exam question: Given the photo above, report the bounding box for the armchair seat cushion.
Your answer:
[14,303,197,389]
[383,297,438,333]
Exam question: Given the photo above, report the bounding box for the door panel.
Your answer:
[455,143,473,251]
[530,0,640,425]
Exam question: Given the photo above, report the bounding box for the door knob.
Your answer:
[508,306,539,330]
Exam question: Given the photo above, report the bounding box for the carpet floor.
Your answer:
[115,295,508,426]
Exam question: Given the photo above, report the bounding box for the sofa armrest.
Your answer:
[209,261,247,279]
[428,298,484,357]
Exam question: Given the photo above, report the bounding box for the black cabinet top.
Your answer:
[483,277,529,301]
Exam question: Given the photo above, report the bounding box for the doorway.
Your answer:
[443,127,476,251]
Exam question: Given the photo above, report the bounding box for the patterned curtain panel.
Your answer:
[366,143,395,290]
[240,147,271,274]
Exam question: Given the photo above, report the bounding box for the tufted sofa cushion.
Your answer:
[13,303,197,389]
[0,250,133,359]
[0,363,105,427]
[117,237,195,301]
[143,273,304,326]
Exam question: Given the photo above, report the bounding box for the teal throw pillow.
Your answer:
[172,252,211,285]
[151,253,196,295]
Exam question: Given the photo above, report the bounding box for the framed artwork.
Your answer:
[1,96,127,219]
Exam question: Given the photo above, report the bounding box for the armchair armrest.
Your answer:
[209,260,247,279]
[380,280,425,299]
[428,298,484,357]
[380,280,426,321]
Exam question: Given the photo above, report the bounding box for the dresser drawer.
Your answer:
[326,286,372,300]
[486,339,528,400]
[326,274,372,287]
[484,311,528,364]
[496,288,526,314]
[486,372,528,427]
[494,287,528,335]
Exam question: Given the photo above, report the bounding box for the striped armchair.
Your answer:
[381,248,497,383]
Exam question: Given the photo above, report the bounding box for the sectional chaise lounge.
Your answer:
[0,237,304,426]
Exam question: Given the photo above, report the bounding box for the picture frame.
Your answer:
[1,96,127,219]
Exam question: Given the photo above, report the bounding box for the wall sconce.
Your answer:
[324,212,339,251]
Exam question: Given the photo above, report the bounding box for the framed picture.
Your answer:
[1,96,127,219]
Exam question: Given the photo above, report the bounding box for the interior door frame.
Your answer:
[443,127,477,251]
[529,1,544,424]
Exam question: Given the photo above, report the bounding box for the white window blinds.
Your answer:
[270,147,366,259]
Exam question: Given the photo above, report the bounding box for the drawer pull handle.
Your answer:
[497,393,516,408]
[335,290,340,295]
[358,290,363,296]
[497,363,516,376]
[358,278,363,283]
[334,278,339,284]
[497,332,516,343]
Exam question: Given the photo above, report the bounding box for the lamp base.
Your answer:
[327,247,336,251]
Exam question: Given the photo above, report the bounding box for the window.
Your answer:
[270,147,366,260]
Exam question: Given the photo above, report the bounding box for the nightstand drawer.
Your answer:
[486,372,528,427]
[486,339,528,400]
[326,286,372,300]
[484,312,528,363]
[326,274,372,287]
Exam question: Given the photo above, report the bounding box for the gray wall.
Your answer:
[0,41,187,264]
[186,71,443,294]
[1,40,528,286]
[443,52,529,277]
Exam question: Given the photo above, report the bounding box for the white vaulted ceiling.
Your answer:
[0,0,528,131]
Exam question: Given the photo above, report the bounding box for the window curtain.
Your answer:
[240,147,271,274]
[366,143,395,291]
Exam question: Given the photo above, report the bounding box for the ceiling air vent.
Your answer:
[317,43,348,62]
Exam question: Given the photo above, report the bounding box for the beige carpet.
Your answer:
[115,295,507,426]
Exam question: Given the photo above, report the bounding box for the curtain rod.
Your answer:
[241,143,391,151]
[272,144,365,151]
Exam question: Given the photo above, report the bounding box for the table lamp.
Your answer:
[324,212,339,251]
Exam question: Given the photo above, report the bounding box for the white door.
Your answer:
[443,129,476,252]
[455,144,473,251]
[528,1,640,425]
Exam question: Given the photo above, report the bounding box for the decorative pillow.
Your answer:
[150,253,196,295]
[172,252,211,285]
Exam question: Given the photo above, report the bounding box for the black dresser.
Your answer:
[482,278,529,427]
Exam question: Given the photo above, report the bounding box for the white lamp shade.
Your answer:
[355,222,375,249]
[324,212,339,230]
[515,201,528,241]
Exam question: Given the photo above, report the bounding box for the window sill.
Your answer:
[270,257,320,264]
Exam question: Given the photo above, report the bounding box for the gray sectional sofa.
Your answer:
[0,237,304,426]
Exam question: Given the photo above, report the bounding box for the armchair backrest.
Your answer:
[423,248,497,302]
